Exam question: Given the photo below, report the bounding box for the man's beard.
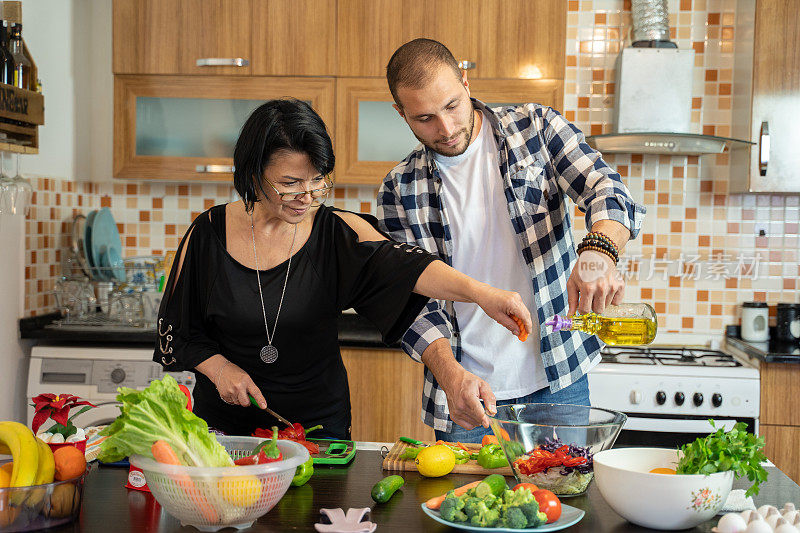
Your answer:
[417,109,475,157]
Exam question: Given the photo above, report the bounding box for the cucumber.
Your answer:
[482,474,508,496]
[371,475,405,503]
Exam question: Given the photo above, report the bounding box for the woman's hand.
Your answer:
[197,356,267,408]
[474,284,533,338]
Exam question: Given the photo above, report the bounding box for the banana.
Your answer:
[0,421,40,490]
[25,437,55,507]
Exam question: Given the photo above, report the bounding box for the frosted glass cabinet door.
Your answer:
[357,101,419,162]
[115,75,335,181]
[136,97,264,158]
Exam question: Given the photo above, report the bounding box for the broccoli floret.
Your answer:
[537,511,549,524]
[463,497,483,518]
[519,501,542,524]
[482,493,499,509]
[469,504,500,528]
[502,506,528,529]
[440,495,466,522]
[505,487,536,506]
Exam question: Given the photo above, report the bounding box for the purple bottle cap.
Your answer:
[545,315,572,332]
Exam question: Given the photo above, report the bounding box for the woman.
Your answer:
[155,99,531,439]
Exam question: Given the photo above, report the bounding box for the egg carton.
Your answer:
[714,503,800,533]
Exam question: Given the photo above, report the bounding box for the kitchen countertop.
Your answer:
[19,311,398,349]
[48,449,800,532]
[725,325,800,363]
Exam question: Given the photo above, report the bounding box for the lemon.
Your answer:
[217,474,262,507]
[415,445,456,477]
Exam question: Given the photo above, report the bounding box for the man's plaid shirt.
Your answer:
[376,99,646,431]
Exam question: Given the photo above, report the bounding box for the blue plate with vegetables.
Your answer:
[420,474,584,531]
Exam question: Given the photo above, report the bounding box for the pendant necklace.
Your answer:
[250,213,297,364]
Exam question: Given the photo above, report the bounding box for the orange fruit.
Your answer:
[0,465,11,488]
[0,462,12,479]
[53,446,86,481]
[649,467,676,475]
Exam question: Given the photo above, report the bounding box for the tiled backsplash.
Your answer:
[24,0,800,336]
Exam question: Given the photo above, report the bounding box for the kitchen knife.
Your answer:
[248,394,293,427]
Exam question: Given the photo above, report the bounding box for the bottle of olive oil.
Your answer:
[546,303,658,345]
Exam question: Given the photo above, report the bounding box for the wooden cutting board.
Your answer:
[381,440,513,476]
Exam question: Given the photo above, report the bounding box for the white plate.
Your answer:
[421,502,585,532]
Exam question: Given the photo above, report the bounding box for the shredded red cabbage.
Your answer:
[539,437,594,475]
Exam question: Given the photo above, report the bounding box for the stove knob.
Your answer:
[110,368,126,384]
[693,392,704,407]
[712,393,723,407]
[655,391,667,405]
[630,390,642,405]
[674,392,685,405]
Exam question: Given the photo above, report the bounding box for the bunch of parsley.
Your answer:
[676,420,768,496]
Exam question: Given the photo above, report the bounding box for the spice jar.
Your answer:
[741,302,769,342]
[776,303,800,343]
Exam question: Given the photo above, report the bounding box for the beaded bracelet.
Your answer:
[578,238,619,263]
[585,231,619,255]
[577,243,618,265]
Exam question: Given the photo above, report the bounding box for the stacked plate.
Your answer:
[82,207,126,282]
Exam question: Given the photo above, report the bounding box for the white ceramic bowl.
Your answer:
[593,447,733,530]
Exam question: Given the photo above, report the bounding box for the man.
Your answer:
[377,39,646,442]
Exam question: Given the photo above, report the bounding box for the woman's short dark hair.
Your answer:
[233,98,334,211]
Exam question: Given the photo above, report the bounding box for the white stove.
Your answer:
[587,345,760,447]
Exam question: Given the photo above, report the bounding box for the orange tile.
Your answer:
[578,96,589,108]
[595,13,606,24]
[707,13,720,25]
[698,235,711,247]
[644,179,656,191]
[697,290,709,302]
[641,288,653,299]
[680,0,692,10]
[721,27,734,40]
[100,196,112,207]
[705,69,718,82]
[631,154,643,164]
[568,0,579,11]
[725,278,738,289]
[152,197,163,209]
[590,124,603,136]
[566,55,577,67]
[654,302,666,314]
[204,198,215,210]
[671,221,682,233]
[784,279,796,290]
[685,207,697,219]
[165,224,176,235]
[682,317,694,329]
[360,202,371,213]
[178,185,189,196]
[727,222,739,233]
[126,236,136,247]
[700,180,713,192]
[719,83,731,95]
[672,167,684,178]
[592,69,604,81]
[642,234,654,245]
[139,211,150,222]
[126,184,137,195]
[710,304,722,315]
[565,110,575,121]
[617,165,628,177]
[657,193,669,204]
[669,276,680,288]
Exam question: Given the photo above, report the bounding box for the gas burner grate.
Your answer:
[600,346,742,367]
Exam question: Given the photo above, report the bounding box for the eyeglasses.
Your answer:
[263,176,333,202]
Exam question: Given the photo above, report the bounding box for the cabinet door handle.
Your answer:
[457,60,476,70]
[758,121,769,176]
[196,58,249,67]
[195,165,235,173]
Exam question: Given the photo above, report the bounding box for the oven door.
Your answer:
[614,414,758,448]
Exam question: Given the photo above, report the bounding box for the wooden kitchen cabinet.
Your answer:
[335,77,563,184]
[730,0,800,192]
[113,0,253,75]
[336,0,565,79]
[114,75,334,181]
[113,0,336,76]
[761,425,800,484]
[341,347,435,442]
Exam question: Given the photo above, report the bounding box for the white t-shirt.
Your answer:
[434,113,549,399]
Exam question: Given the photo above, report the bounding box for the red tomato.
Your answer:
[532,489,562,523]
[512,483,539,492]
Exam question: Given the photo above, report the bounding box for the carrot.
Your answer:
[482,434,499,446]
[425,480,483,510]
[511,315,529,342]
[151,440,218,523]
[455,442,469,452]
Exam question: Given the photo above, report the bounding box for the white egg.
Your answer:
[759,505,778,518]
[741,510,759,522]
[745,519,775,533]
[784,504,798,514]
[716,513,748,533]
[783,511,800,524]
[774,517,800,533]
[49,433,65,444]
[74,427,85,440]
[65,433,82,443]
[793,515,800,527]
[36,432,53,443]
[767,509,784,529]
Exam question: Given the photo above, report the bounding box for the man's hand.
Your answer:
[442,368,497,430]
[567,249,625,316]
[420,338,496,430]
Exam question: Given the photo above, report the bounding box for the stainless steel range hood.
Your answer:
[587,132,754,155]
[586,0,751,156]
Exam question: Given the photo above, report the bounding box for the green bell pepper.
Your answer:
[453,448,470,464]
[477,444,508,469]
[291,457,314,487]
[399,447,421,460]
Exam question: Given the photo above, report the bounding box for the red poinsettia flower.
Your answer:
[31,393,95,435]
